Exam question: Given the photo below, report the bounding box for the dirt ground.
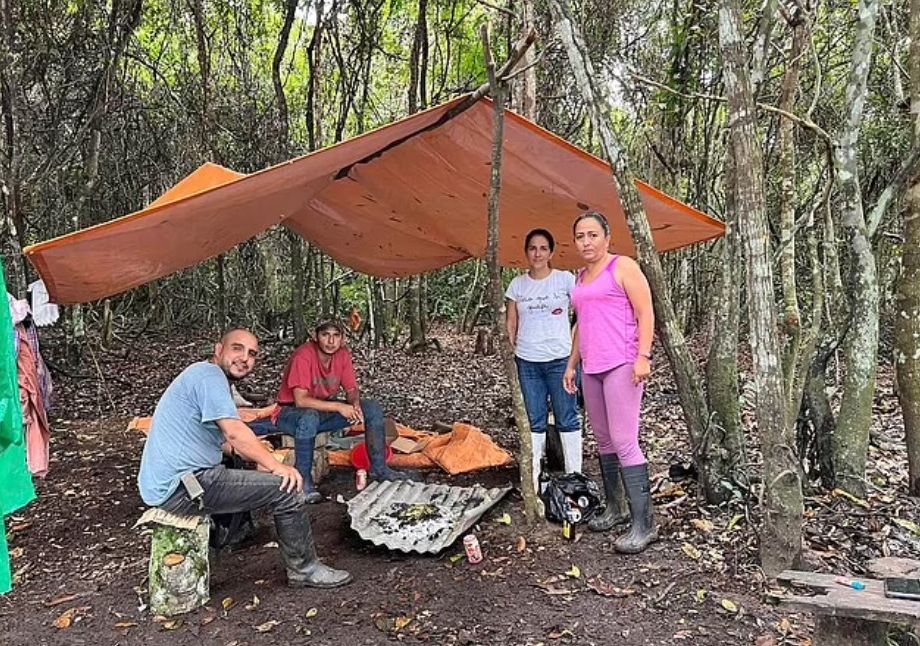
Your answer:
[1,326,914,645]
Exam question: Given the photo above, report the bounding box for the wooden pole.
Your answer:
[481,23,543,525]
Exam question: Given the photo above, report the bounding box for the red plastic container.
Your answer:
[350,441,394,471]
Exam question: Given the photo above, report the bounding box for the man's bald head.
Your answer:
[214,329,259,381]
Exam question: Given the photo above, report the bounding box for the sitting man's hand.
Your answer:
[336,402,364,425]
[271,463,303,494]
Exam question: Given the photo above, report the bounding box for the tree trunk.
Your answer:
[481,24,541,525]
[832,0,880,496]
[289,231,306,343]
[550,0,722,502]
[895,0,920,495]
[519,0,536,120]
[719,0,802,576]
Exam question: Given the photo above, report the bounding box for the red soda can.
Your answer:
[356,469,368,491]
[463,534,483,564]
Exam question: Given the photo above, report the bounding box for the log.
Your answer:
[148,520,210,616]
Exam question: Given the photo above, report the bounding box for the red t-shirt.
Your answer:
[277,341,358,405]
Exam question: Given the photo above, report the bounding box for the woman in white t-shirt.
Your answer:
[505,229,581,490]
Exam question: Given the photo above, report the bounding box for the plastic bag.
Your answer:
[540,473,603,524]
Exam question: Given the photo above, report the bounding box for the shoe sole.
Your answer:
[288,573,354,589]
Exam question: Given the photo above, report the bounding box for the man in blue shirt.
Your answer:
[138,329,350,588]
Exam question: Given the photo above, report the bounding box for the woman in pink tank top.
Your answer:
[563,211,658,553]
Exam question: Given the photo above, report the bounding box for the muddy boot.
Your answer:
[614,463,659,554]
[588,454,629,532]
[275,510,352,588]
[365,417,413,482]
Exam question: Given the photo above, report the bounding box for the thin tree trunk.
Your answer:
[551,0,722,502]
[832,0,880,496]
[482,24,541,525]
[719,0,802,576]
[895,0,920,495]
[0,0,27,295]
[778,13,810,390]
[519,0,536,120]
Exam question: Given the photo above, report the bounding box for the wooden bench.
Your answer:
[777,569,920,645]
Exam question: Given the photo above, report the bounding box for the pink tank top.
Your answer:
[571,256,639,375]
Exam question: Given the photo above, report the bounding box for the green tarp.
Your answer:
[0,262,36,595]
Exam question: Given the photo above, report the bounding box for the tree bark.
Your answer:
[482,24,541,525]
[719,0,803,576]
[895,0,920,495]
[550,0,722,502]
[832,0,880,496]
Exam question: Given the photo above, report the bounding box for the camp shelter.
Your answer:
[24,95,725,305]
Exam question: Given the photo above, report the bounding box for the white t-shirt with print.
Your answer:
[505,269,576,362]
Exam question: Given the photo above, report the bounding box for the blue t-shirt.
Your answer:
[138,362,240,506]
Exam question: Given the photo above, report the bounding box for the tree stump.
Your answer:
[148,519,210,616]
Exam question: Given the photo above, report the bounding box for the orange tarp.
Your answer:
[24,96,724,305]
[329,422,514,475]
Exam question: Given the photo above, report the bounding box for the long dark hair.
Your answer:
[573,211,610,236]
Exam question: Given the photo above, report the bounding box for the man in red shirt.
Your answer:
[273,320,410,502]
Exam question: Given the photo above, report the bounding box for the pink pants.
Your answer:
[582,363,645,466]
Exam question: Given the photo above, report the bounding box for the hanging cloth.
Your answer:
[0,264,36,595]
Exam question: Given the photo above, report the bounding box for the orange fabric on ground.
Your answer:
[327,422,513,475]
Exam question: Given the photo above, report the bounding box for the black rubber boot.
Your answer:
[588,453,629,532]
[366,416,413,482]
[614,463,659,554]
[275,509,353,588]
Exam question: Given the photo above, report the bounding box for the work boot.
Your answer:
[366,416,414,482]
[588,454,629,532]
[614,463,659,554]
[275,510,352,588]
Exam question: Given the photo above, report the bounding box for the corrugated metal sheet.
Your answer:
[347,480,512,554]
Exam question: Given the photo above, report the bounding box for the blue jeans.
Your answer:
[516,357,580,434]
[253,399,385,490]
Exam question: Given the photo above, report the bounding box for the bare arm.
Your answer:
[618,257,654,384]
[563,324,581,394]
[216,418,303,493]
[505,299,518,347]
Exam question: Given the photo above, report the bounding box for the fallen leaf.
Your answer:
[832,488,870,509]
[721,598,738,613]
[254,620,280,633]
[449,553,465,564]
[305,607,318,618]
[9,547,24,559]
[54,608,76,629]
[163,553,185,567]
[497,513,512,525]
[893,518,920,536]
[681,543,702,560]
[695,589,708,603]
[516,536,527,553]
[727,514,744,531]
[114,621,138,629]
[162,619,183,630]
[221,597,236,610]
[201,615,216,626]
[394,616,413,630]
[691,518,714,534]
[586,576,635,597]
[565,565,581,579]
